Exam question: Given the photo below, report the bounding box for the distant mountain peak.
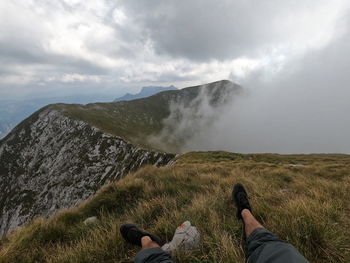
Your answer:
[114,85,177,102]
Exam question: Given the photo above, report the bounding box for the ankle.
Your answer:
[241,208,251,218]
[141,236,160,249]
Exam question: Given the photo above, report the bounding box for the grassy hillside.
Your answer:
[51,95,171,151]
[0,151,349,263]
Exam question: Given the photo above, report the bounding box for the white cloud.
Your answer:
[46,74,102,83]
[113,8,127,25]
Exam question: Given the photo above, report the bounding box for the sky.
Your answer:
[1,0,350,152]
[1,0,349,99]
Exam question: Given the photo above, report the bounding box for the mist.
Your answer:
[161,23,350,154]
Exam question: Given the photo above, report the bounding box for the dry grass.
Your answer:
[0,151,349,262]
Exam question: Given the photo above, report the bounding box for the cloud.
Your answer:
[147,80,241,152]
[119,0,349,61]
[46,73,102,83]
[1,0,349,99]
[167,17,350,154]
[0,2,115,97]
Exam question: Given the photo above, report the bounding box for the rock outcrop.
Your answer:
[0,107,174,235]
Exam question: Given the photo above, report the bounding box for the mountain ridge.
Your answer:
[0,95,118,139]
[0,80,240,236]
[49,79,241,151]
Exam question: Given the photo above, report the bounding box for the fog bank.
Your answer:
[164,23,350,154]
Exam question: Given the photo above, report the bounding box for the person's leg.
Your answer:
[241,209,264,237]
[232,184,309,263]
[120,224,174,263]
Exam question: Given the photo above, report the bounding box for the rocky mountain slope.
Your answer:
[0,80,240,235]
[0,107,174,235]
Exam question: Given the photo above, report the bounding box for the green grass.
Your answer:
[0,151,349,262]
[51,99,169,151]
[50,87,190,152]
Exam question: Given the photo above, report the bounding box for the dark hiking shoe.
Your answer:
[232,183,252,219]
[120,224,161,247]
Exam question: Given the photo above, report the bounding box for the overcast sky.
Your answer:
[1,0,349,99]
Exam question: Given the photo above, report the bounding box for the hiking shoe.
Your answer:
[120,224,161,247]
[232,183,252,219]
